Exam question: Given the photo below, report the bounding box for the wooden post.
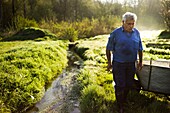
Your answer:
[147,58,152,90]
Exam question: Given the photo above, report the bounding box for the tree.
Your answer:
[23,0,26,18]
[28,0,37,19]
[161,0,170,30]
[0,0,2,27]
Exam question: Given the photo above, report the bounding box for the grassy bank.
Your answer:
[0,36,68,112]
[74,35,170,113]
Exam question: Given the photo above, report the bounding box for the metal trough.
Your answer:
[137,60,170,95]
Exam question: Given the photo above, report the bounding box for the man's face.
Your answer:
[123,19,135,32]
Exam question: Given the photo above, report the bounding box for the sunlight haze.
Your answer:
[100,0,125,3]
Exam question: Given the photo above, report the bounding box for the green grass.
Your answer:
[0,40,68,112]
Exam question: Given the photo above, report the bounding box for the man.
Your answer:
[106,12,143,113]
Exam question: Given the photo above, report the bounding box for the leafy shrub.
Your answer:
[90,16,120,37]
[39,19,56,33]
[52,21,79,41]
[62,27,78,42]
[7,16,38,32]
[74,18,93,38]
[73,16,120,39]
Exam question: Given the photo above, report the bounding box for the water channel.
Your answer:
[26,44,83,113]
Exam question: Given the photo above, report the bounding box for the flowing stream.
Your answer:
[26,44,83,113]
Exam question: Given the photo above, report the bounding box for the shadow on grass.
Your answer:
[124,91,170,113]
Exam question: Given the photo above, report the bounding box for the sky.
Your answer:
[99,0,139,6]
[100,0,125,4]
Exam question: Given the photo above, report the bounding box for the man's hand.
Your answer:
[107,62,112,72]
[137,62,143,71]
[138,51,143,71]
[106,49,112,72]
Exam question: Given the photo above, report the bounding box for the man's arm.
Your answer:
[106,49,112,71]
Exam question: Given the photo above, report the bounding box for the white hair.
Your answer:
[122,12,137,22]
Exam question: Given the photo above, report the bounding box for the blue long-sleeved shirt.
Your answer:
[106,26,143,63]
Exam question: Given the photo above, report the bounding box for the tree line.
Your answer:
[0,0,169,32]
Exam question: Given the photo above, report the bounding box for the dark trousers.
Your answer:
[112,61,136,108]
